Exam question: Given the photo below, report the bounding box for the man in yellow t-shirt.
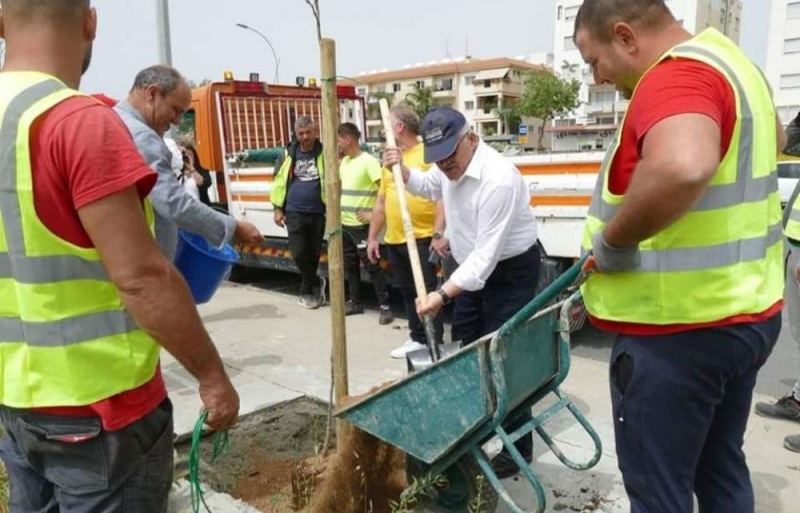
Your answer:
[338,123,392,324]
[367,104,446,358]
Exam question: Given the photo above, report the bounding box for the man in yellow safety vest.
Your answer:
[574,0,787,511]
[0,1,239,511]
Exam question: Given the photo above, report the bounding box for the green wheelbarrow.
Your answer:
[336,256,602,513]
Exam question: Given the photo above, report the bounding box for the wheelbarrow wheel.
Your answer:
[405,452,498,513]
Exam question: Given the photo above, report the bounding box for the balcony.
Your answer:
[585,101,615,114]
[473,108,500,122]
[433,85,456,98]
[473,81,522,97]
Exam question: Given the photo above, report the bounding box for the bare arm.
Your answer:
[78,187,239,430]
[367,193,387,263]
[603,114,721,247]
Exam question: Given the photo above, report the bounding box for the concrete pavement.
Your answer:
[165,282,800,512]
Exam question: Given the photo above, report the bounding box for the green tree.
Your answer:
[516,71,581,150]
[186,78,212,89]
[405,83,434,119]
[494,100,521,135]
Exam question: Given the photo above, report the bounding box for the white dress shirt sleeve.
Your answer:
[449,184,520,291]
[405,166,443,201]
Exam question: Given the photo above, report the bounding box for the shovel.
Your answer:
[378,99,452,371]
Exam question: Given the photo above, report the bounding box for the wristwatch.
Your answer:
[432,231,443,240]
[437,287,452,305]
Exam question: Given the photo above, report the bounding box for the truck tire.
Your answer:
[536,254,588,332]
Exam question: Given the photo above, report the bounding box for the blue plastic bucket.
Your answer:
[174,230,240,304]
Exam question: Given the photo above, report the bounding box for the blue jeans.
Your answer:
[610,314,780,513]
[0,399,174,513]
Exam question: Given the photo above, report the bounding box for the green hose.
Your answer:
[188,411,231,513]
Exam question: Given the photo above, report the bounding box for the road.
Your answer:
[234,267,799,400]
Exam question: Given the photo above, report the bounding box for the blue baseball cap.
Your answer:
[420,107,468,164]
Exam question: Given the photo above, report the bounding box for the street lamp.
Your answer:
[235,23,280,84]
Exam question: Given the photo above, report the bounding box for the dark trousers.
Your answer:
[387,238,444,344]
[454,244,541,457]
[342,225,389,305]
[0,399,174,513]
[611,314,780,513]
[286,211,326,295]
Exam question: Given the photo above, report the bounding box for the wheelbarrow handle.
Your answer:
[498,254,591,338]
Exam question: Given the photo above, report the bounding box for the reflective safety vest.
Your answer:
[270,143,326,209]
[340,152,381,227]
[0,72,160,408]
[784,184,800,242]
[581,28,783,325]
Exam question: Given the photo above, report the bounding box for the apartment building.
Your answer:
[344,57,550,143]
[552,0,742,151]
[766,0,800,126]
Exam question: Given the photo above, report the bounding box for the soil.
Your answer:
[178,395,409,513]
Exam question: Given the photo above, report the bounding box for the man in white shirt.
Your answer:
[383,106,541,479]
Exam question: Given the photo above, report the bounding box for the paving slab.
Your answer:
[165,282,800,512]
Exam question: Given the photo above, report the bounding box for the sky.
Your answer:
[81,0,771,98]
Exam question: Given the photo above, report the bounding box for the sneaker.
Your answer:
[755,395,800,422]
[784,434,800,453]
[390,339,427,359]
[378,305,394,325]
[345,300,364,316]
[298,294,319,310]
[490,450,533,479]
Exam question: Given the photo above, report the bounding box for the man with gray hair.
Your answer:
[272,116,327,308]
[115,65,263,261]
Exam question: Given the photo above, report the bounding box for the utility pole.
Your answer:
[155,0,173,65]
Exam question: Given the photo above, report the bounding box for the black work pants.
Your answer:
[285,211,326,295]
[386,238,444,344]
[342,224,389,305]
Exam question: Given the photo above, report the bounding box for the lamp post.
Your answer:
[235,23,280,84]
[156,0,173,65]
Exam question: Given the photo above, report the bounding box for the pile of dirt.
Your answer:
[184,395,410,513]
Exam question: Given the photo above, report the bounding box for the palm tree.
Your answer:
[493,101,521,135]
[405,83,434,119]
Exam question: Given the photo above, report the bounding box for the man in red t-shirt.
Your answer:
[574,1,787,512]
[0,2,240,512]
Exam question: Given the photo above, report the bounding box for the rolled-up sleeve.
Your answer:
[136,131,236,249]
[448,184,518,291]
[405,166,443,201]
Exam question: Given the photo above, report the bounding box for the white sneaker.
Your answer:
[390,339,427,359]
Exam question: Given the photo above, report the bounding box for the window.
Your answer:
[437,78,453,91]
[590,90,616,103]
[484,80,492,88]
[789,2,800,19]
[564,36,577,51]
[554,118,576,127]
[595,140,604,150]
[415,80,425,88]
[356,87,367,96]
[392,83,401,92]
[785,38,800,54]
[464,75,476,85]
[597,116,615,125]
[464,101,475,110]
[780,74,800,90]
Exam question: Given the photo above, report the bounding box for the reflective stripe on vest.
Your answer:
[580,29,782,325]
[0,74,160,407]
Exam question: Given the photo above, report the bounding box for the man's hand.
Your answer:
[274,208,286,228]
[234,220,263,244]
[198,370,240,431]
[592,231,640,273]
[416,291,445,318]
[431,236,450,258]
[382,147,411,183]
[367,238,381,264]
[356,209,372,224]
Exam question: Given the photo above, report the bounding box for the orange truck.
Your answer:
[183,74,603,324]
